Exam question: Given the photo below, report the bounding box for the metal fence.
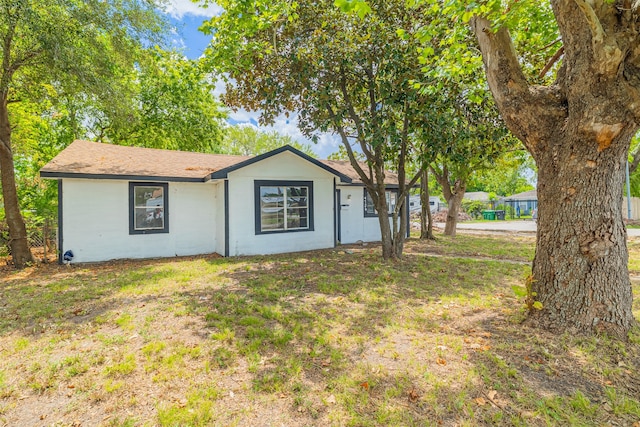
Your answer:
[0,217,58,262]
[623,197,640,221]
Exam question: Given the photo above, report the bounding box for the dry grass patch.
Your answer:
[0,234,638,426]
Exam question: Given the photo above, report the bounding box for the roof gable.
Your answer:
[210,145,352,183]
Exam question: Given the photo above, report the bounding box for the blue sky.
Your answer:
[165,0,340,158]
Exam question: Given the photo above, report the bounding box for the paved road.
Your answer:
[435,220,640,238]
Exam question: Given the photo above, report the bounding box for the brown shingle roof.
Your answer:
[319,159,400,186]
[40,140,401,185]
[40,140,252,181]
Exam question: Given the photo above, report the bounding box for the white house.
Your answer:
[40,140,409,263]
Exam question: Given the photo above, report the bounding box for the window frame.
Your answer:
[129,182,169,235]
[254,180,314,235]
[364,188,398,218]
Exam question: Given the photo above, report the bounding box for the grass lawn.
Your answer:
[0,232,639,426]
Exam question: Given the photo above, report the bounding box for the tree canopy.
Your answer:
[0,0,167,267]
[203,0,436,259]
[338,0,639,337]
[100,49,227,153]
[221,125,315,157]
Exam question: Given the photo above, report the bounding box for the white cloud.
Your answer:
[166,0,222,19]
[244,112,341,158]
[215,78,342,158]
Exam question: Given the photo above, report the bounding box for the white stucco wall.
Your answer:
[215,182,226,255]
[336,185,408,244]
[60,179,218,263]
[226,151,337,256]
[337,186,383,244]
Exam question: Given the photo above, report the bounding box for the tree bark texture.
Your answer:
[432,165,466,237]
[443,183,465,237]
[372,177,407,260]
[420,169,435,240]
[0,94,34,268]
[472,2,640,337]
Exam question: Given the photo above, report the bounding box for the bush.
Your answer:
[462,199,488,219]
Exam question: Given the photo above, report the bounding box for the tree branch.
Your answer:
[9,49,43,75]
[564,0,624,75]
[631,146,640,174]
[326,103,374,189]
[574,0,605,45]
[338,65,373,160]
[538,46,564,79]
[471,15,566,158]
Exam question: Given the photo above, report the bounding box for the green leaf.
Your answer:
[532,301,544,310]
[511,285,527,298]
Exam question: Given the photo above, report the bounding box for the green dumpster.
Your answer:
[482,210,496,220]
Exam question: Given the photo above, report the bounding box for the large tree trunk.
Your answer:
[0,95,34,268]
[472,3,640,337]
[420,169,435,240]
[371,179,398,260]
[532,129,634,336]
[391,195,407,258]
[377,207,395,260]
[431,164,466,237]
[443,183,465,237]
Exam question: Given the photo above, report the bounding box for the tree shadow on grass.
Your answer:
[0,255,249,336]
[166,248,530,417]
[175,248,640,425]
[2,246,635,425]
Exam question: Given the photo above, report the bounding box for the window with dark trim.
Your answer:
[364,189,397,217]
[129,182,169,234]
[255,180,314,234]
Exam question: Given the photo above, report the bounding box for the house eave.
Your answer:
[40,171,209,183]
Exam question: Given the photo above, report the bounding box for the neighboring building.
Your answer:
[408,195,443,213]
[40,140,409,263]
[504,189,538,216]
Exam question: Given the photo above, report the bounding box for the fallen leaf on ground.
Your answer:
[436,357,447,366]
[326,394,336,404]
[360,381,369,390]
[408,388,420,402]
[475,397,486,406]
[487,390,497,400]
